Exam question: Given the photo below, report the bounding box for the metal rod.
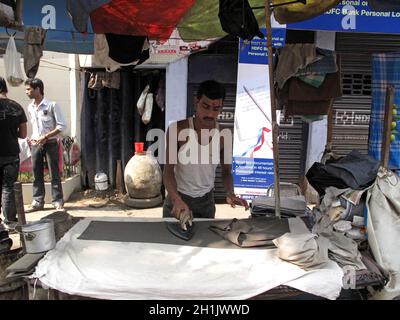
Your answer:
[243,85,272,126]
[253,0,307,10]
[264,0,281,219]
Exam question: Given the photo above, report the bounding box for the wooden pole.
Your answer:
[14,181,27,250]
[264,1,281,218]
[381,86,394,168]
[15,0,23,26]
[326,100,334,152]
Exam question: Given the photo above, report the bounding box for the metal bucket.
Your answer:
[95,172,108,191]
[21,219,56,253]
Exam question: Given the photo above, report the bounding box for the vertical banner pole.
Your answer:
[264,1,281,218]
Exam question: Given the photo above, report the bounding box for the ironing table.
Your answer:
[27,216,349,300]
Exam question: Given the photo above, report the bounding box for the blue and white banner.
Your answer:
[287,0,400,34]
[232,27,286,200]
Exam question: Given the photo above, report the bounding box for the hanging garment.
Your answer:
[137,85,150,116]
[218,0,264,41]
[66,0,109,33]
[94,34,150,72]
[272,0,341,24]
[142,93,153,125]
[278,54,341,116]
[295,49,338,76]
[3,35,24,86]
[105,34,150,65]
[88,72,120,90]
[155,76,166,111]
[24,26,46,79]
[275,44,322,89]
[295,49,337,88]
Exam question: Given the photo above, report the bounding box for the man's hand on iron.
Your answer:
[179,209,193,231]
[226,193,249,210]
[171,198,193,230]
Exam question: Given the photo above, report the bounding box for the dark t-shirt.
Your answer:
[0,98,27,157]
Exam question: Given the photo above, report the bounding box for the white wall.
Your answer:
[166,56,188,128]
[0,51,75,138]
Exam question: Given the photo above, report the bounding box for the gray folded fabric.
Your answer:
[273,233,330,270]
[322,231,366,270]
[313,214,366,270]
[209,218,290,248]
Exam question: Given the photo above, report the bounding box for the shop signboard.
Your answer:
[232,27,286,200]
[287,0,400,34]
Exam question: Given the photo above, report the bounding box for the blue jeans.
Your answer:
[0,156,20,222]
[31,140,64,206]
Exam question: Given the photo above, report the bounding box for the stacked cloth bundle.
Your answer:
[306,150,380,196]
[274,44,342,120]
[273,214,366,271]
[251,195,307,218]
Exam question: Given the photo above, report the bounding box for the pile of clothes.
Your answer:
[274,43,342,122]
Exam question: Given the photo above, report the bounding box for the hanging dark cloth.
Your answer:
[24,26,46,79]
[105,34,150,66]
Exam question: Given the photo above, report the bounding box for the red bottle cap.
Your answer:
[135,142,145,154]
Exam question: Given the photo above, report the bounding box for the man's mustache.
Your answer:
[203,117,214,121]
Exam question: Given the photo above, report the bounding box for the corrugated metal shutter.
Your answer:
[331,54,372,156]
[332,32,400,157]
[279,116,308,184]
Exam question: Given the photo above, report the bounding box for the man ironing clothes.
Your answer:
[163,80,249,230]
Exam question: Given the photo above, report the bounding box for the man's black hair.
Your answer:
[25,78,44,95]
[197,80,226,100]
[0,76,8,94]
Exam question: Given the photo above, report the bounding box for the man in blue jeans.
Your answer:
[25,78,67,212]
[0,77,27,228]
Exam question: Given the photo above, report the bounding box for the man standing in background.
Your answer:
[25,78,67,212]
[0,77,27,228]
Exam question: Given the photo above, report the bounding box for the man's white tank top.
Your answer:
[175,117,220,198]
